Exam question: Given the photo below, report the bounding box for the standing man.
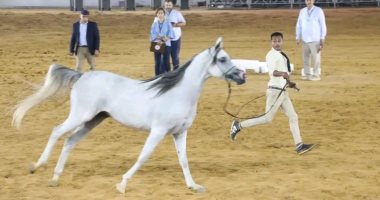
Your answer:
[230,32,315,155]
[164,0,186,71]
[296,0,327,81]
[70,9,100,72]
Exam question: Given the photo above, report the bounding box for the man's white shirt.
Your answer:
[166,9,185,41]
[266,48,289,88]
[79,22,88,46]
[296,6,327,43]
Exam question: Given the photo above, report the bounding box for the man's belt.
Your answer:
[268,86,286,91]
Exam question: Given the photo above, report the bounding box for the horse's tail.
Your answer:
[12,64,82,129]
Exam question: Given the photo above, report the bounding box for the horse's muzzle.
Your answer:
[226,69,246,85]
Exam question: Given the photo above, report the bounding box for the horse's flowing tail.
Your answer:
[12,64,82,129]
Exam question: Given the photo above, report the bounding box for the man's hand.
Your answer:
[69,52,74,56]
[282,72,289,80]
[318,39,325,53]
[287,80,300,91]
[95,50,100,57]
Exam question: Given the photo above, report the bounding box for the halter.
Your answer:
[207,47,292,120]
[208,48,238,79]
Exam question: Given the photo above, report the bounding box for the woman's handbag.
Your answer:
[150,41,166,53]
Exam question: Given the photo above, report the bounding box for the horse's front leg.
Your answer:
[116,127,167,194]
[172,130,205,193]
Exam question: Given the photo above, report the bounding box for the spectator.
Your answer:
[150,8,174,75]
[70,10,100,72]
[296,0,327,81]
[164,0,186,70]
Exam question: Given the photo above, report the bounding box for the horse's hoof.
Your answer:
[29,163,37,174]
[48,180,59,187]
[116,182,126,194]
[189,184,206,193]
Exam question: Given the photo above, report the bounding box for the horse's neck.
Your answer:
[185,50,211,82]
[178,51,212,102]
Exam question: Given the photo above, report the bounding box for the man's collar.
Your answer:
[307,5,314,10]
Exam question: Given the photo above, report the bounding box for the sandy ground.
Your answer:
[0,8,379,200]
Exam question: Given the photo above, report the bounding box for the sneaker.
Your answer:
[296,143,315,155]
[301,75,309,80]
[230,120,241,141]
[308,75,321,81]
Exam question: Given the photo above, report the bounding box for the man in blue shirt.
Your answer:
[296,0,327,81]
[164,0,186,70]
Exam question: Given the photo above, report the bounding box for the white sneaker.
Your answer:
[308,75,321,81]
[301,75,308,80]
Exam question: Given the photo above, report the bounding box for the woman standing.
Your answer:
[150,8,174,76]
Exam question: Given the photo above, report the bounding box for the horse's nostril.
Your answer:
[239,71,246,80]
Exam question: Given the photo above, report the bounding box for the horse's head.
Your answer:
[208,37,246,85]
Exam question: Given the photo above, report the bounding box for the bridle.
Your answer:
[207,48,299,120]
[208,48,240,81]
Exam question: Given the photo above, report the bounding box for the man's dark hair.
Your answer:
[271,32,283,40]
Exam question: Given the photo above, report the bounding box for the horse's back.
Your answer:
[70,71,156,129]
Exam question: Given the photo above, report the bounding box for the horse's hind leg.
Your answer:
[49,112,109,186]
[30,122,80,173]
[116,127,167,194]
[30,111,93,174]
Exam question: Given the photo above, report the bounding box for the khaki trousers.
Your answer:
[302,41,321,76]
[240,89,302,145]
[75,47,95,72]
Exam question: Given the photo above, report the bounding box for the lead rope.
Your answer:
[223,80,288,120]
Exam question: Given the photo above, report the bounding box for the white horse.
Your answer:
[12,37,246,193]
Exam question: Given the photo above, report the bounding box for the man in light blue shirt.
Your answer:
[296,0,327,81]
[164,0,186,71]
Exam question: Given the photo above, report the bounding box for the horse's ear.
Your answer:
[215,37,223,50]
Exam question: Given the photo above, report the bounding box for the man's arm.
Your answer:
[93,22,100,53]
[69,23,77,55]
[319,9,327,51]
[273,70,289,79]
[295,10,302,45]
[173,11,186,27]
[273,70,299,91]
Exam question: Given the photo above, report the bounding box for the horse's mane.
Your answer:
[143,57,194,96]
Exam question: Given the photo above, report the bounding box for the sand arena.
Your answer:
[0,8,379,200]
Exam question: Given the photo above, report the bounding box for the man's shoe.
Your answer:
[308,75,321,81]
[296,143,315,155]
[230,120,241,141]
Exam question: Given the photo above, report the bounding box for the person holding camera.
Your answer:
[150,8,174,76]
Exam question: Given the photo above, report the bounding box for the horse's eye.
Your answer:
[218,57,226,63]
